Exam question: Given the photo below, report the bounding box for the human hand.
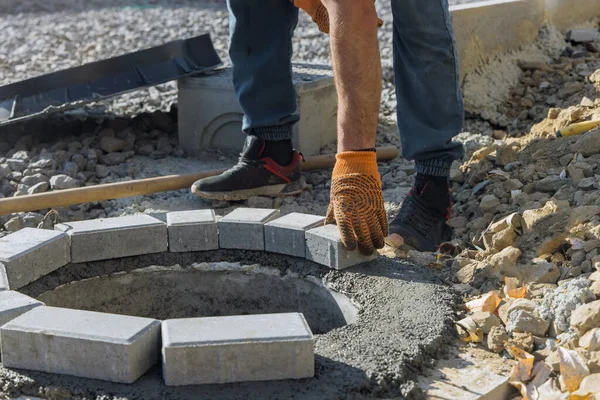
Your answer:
[325,151,388,256]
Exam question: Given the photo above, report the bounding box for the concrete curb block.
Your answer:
[0,208,375,384]
[161,313,315,386]
[450,0,600,82]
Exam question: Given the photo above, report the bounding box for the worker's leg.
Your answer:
[387,0,465,251]
[192,0,303,201]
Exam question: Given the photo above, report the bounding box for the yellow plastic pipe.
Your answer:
[556,119,600,137]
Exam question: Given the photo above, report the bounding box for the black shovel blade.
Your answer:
[0,33,222,125]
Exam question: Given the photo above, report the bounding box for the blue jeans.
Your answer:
[226,0,465,176]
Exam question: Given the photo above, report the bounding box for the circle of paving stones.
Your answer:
[0,208,455,398]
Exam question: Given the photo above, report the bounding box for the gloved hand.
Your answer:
[325,151,388,256]
[293,0,383,34]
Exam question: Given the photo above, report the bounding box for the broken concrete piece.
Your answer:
[480,195,500,211]
[536,176,567,193]
[1,306,160,383]
[569,205,600,226]
[525,261,561,284]
[507,309,550,336]
[264,213,325,258]
[488,246,521,277]
[571,300,600,333]
[470,311,502,334]
[305,224,377,270]
[571,129,600,157]
[166,209,219,253]
[218,208,280,251]
[487,326,509,353]
[498,298,537,325]
[579,328,600,352]
[567,28,600,43]
[55,215,167,263]
[161,313,314,386]
[0,228,70,289]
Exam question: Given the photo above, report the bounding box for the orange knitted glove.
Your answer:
[293,0,383,34]
[325,151,388,256]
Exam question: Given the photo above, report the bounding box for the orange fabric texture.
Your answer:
[325,151,388,255]
[293,0,383,34]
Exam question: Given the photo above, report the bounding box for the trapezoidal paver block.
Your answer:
[166,209,219,252]
[55,214,168,263]
[264,212,325,258]
[161,312,314,386]
[218,208,280,251]
[0,227,70,289]
[1,306,161,384]
[305,224,377,270]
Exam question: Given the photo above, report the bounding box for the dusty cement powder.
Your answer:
[3,251,457,400]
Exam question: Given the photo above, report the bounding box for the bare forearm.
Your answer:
[324,0,382,152]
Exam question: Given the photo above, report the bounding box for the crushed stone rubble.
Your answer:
[1,0,600,398]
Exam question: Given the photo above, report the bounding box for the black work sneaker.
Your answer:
[191,136,305,201]
[387,178,453,252]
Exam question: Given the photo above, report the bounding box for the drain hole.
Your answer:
[38,266,358,335]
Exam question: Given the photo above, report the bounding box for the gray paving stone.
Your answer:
[265,213,325,258]
[218,208,280,250]
[162,312,314,386]
[305,224,377,270]
[55,215,167,263]
[0,290,44,328]
[166,209,218,252]
[1,306,160,384]
[0,228,70,289]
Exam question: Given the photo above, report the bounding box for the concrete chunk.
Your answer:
[1,306,160,384]
[0,228,70,289]
[219,208,280,250]
[0,290,44,328]
[265,213,325,258]
[166,209,218,252]
[55,214,167,263]
[162,313,314,386]
[305,224,377,270]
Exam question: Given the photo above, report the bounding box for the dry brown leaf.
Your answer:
[559,347,590,393]
[530,361,553,387]
[465,291,501,313]
[456,317,483,343]
[505,277,528,299]
[510,346,536,381]
[571,374,600,399]
[538,378,568,400]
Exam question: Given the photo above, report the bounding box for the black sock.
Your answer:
[414,173,451,216]
[261,138,294,165]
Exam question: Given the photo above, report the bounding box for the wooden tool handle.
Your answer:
[0,146,399,215]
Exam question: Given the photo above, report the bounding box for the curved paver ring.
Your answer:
[0,209,377,386]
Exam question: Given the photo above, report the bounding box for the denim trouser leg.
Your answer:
[227,0,299,141]
[392,0,465,176]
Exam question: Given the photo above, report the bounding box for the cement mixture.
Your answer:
[3,251,456,400]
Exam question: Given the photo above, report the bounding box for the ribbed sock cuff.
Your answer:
[415,158,452,177]
[249,124,294,141]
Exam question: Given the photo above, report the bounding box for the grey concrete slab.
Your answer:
[166,209,218,252]
[218,208,280,250]
[1,306,160,384]
[305,224,377,270]
[0,290,44,328]
[55,215,167,263]
[265,213,325,258]
[0,228,70,289]
[162,313,314,386]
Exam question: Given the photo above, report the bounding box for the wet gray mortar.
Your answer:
[2,250,457,400]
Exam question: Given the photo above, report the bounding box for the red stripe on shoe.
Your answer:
[260,152,300,183]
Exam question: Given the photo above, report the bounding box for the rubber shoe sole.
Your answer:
[191,179,307,201]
